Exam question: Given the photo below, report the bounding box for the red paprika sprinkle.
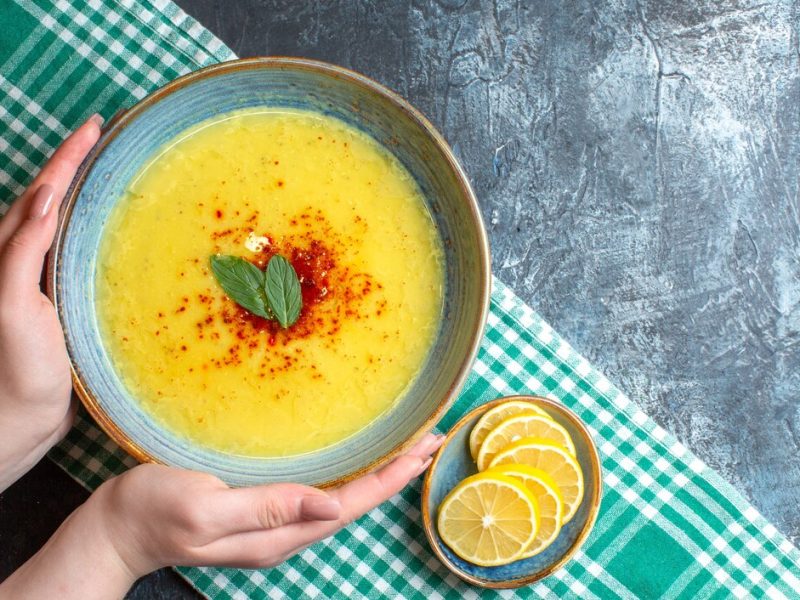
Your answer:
[189,210,383,378]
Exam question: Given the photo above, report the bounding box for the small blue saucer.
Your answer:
[421,395,602,588]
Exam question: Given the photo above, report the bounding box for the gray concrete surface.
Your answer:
[2,1,798,598]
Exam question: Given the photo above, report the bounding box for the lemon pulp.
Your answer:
[489,437,584,523]
[486,464,564,558]
[437,472,540,566]
[476,413,576,471]
[468,400,549,459]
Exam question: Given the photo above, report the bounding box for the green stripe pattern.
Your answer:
[2,1,799,598]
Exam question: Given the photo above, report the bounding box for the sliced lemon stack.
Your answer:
[437,399,585,567]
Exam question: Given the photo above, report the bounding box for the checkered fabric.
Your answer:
[2,1,799,598]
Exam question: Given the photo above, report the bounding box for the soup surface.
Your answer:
[96,108,444,457]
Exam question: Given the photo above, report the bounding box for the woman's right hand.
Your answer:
[0,432,444,599]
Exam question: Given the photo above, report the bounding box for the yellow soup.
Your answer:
[96,109,444,457]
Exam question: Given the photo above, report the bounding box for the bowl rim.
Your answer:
[45,56,491,489]
[420,395,603,588]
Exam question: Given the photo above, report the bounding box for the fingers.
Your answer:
[403,431,446,460]
[208,483,341,536]
[0,115,102,250]
[33,113,103,199]
[0,184,58,308]
[178,433,445,569]
[268,432,445,547]
[212,433,442,540]
[0,117,102,310]
[330,432,445,524]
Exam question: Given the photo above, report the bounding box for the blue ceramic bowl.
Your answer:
[422,396,602,588]
[48,58,490,488]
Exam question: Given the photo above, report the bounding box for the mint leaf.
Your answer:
[209,255,272,319]
[265,254,302,328]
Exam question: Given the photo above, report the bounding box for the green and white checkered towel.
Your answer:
[2,1,799,598]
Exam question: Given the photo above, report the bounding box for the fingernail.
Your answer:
[415,457,433,477]
[422,432,445,455]
[418,432,436,450]
[300,495,341,521]
[87,113,104,127]
[29,184,55,219]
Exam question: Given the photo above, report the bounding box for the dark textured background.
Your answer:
[2,1,798,598]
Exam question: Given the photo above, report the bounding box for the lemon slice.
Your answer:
[486,464,563,557]
[437,472,540,566]
[489,437,584,523]
[476,414,576,471]
[469,400,551,459]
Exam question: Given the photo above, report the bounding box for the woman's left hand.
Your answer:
[0,433,444,600]
[0,115,102,492]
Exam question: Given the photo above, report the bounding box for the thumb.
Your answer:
[0,184,58,306]
[215,483,342,534]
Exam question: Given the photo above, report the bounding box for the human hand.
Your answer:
[95,432,444,577]
[0,433,444,599]
[0,115,102,491]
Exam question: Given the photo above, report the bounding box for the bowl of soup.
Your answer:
[48,57,490,487]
